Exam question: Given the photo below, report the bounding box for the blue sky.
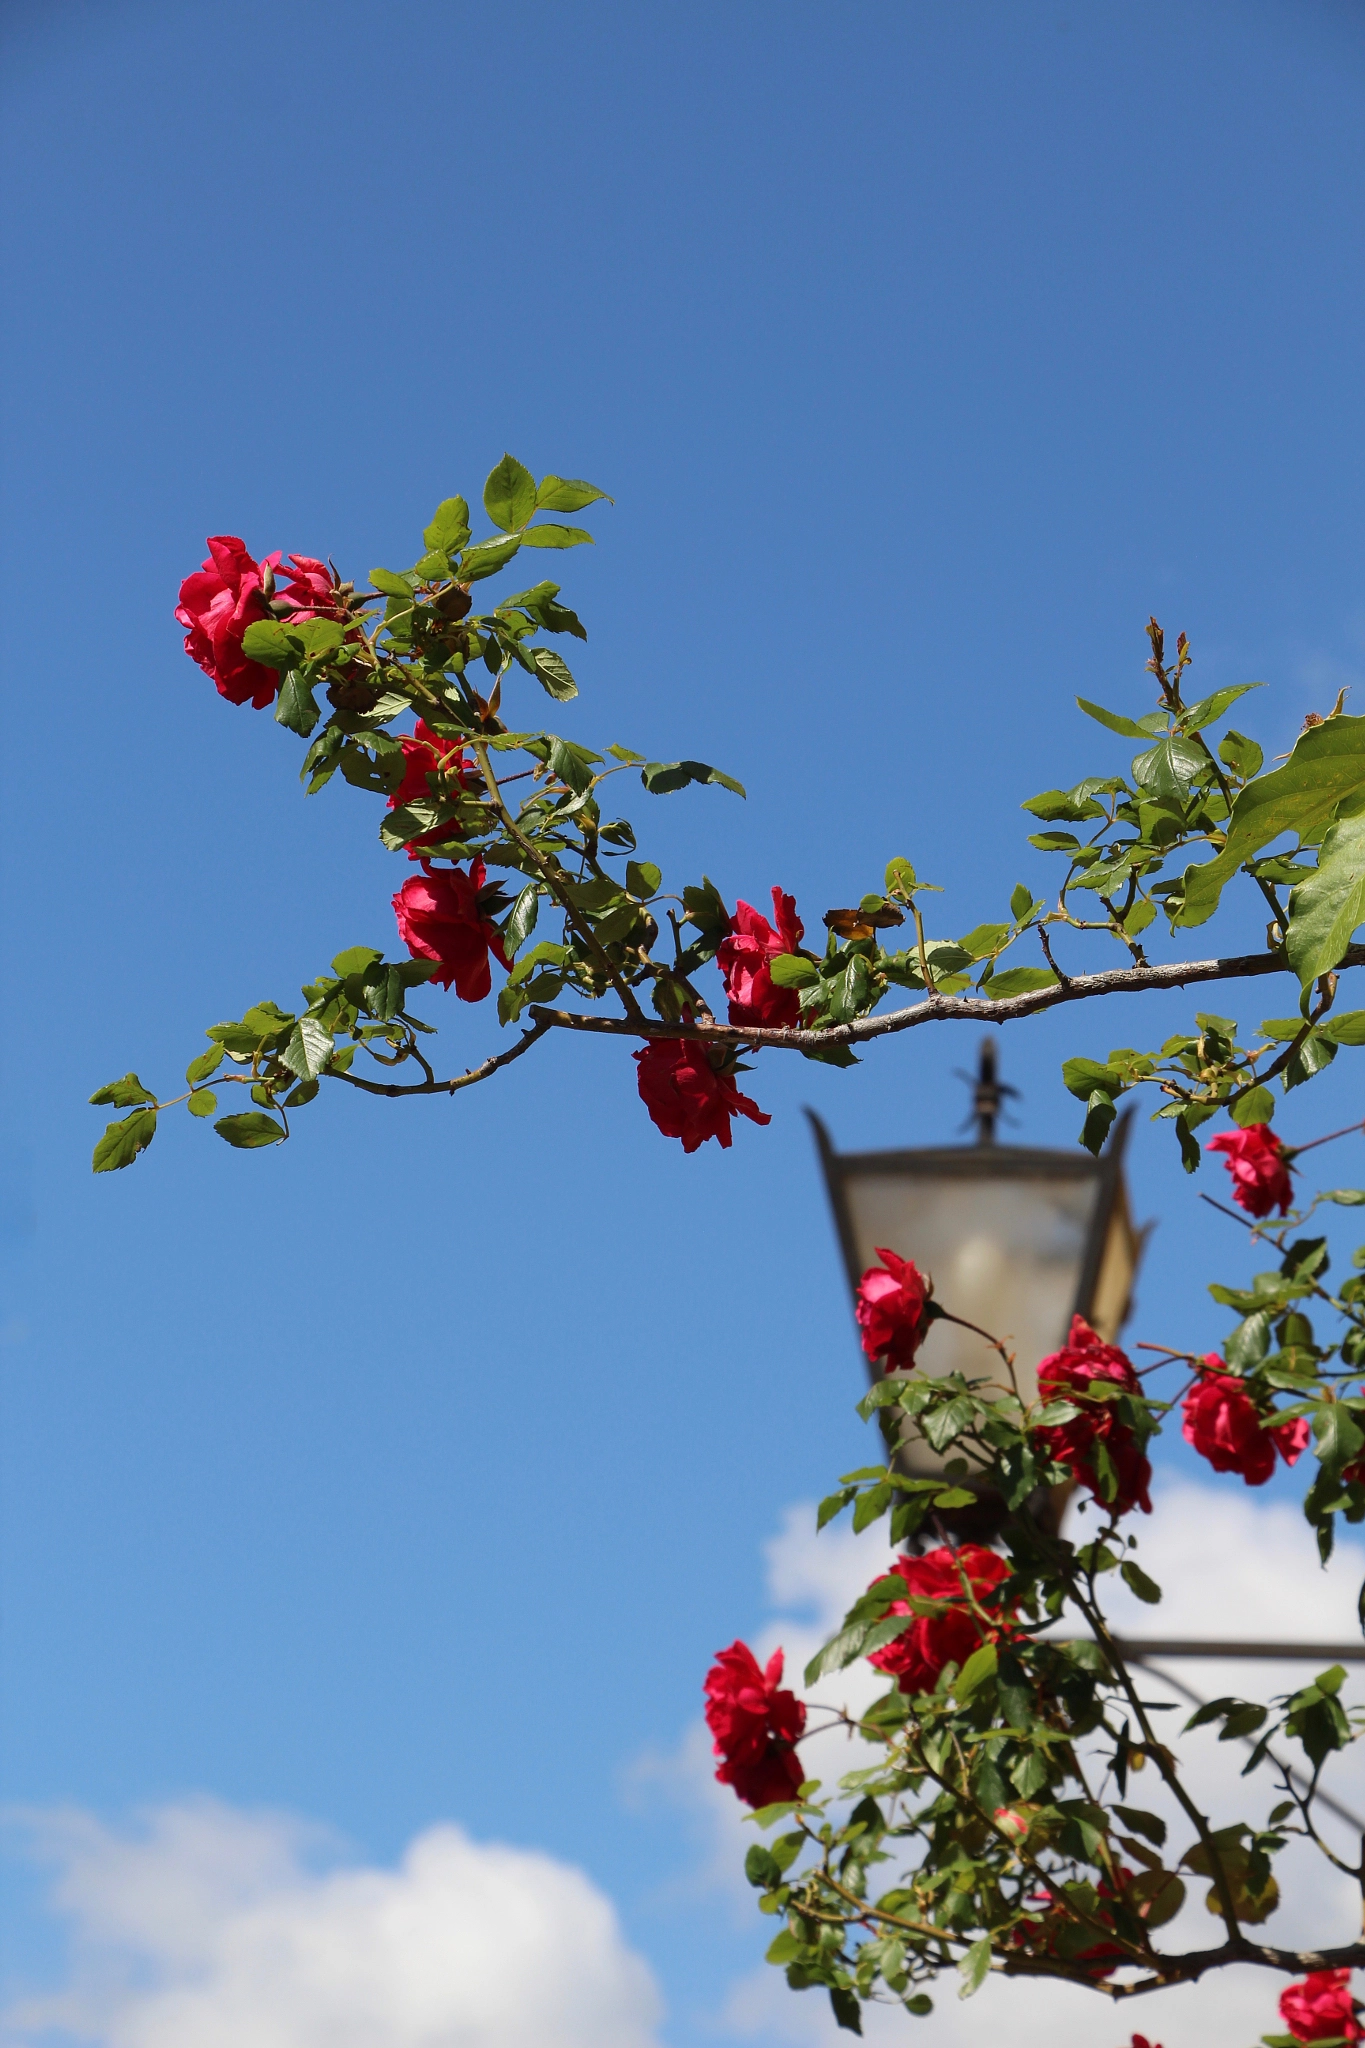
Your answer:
[5,4,1365,2043]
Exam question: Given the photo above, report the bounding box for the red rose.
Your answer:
[276,553,344,619]
[1035,1315,1153,1517]
[867,1544,1012,1695]
[856,1249,930,1370]
[1182,1357,1310,1486]
[392,857,510,1003]
[704,1641,807,1808]
[1280,1968,1362,2043]
[1207,1123,1294,1218]
[717,888,805,1028]
[175,535,282,708]
[633,1039,770,1152]
[388,721,473,857]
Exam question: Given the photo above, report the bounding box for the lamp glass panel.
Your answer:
[840,1169,1117,1474]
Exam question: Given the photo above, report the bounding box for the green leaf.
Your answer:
[483,453,537,533]
[625,861,661,900]
[1314,1402,1365,1474]
[1284,1030,1336,1090]
[369,567,417,598]
[332,945,384,976]
[1114,1805,1167,1847]
[1322,1189,1365,1205]
[289,618,345,658]
[213,1113,287,1150]
[459,537,521,582]
[281,1018,334,1082]
[535,475,612,513]
[978,966,1058,999]
[505,885,540,955]
[1061,1057,1125,1102]
[1022,786,1109,822]
[958,922,1011,960]
[530,647,579,701]
[90,1073,156,1108]
[1177,681,1265,733]
[1320,1009,1365,1045]
[1132,733,1207,799]
[187,1089,217,1117]
[521,522,594,549]
[1009,882,1034,921]
[1232,1086,1276,1127]
[641,759,746,798]
[957,1937,991,1999]
[955,1644,998,1700]
[185,1049,223,1087]
[1179,714,1365,927]
[769,953,819,988]
[1076,697,1152,739]
[92,1106,157,1172]
[1287,796,1365,987]
[829,1988,862,2035]
[1121,1560,1162,1605]
[423,496,470,551]
[241,620,301,669]
[1220,728,1264,779]
[274,669,321,737]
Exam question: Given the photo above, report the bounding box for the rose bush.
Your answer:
[96,459,1365,2040]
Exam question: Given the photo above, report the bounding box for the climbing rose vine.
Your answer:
[94,456,1365,2040]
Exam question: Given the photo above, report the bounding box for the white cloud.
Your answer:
[653,1479,1365,2048]
[2,1800,663,2048]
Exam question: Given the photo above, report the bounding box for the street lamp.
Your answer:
[808,1039,1144,1534]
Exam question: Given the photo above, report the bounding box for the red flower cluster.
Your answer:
[388,721,473,857]
[633,1040,770,1152]
[717,888,804,1028]
[867,1545,1012,1695]
[855,1249,930,1370]
[392,858,510,1003]
[1207,1123,1294,1218]
[1034,1316,1153,1517]
[176,539,348,709]
[1280,1969,1362,2043]
[1182,1357,1310,1486]
[703,1641,807,1808]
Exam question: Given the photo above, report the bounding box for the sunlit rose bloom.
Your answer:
[703,1641,806,1808]
[633,1039,770,1152]
[1182,1356,1310,1486]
